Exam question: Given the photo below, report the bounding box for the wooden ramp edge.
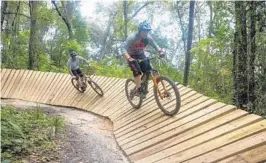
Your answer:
[1,69,266,163]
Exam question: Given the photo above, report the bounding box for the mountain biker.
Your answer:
[67,50,89,88]
[121,21,165,97]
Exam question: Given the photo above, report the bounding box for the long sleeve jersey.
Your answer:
[121,32,160,56]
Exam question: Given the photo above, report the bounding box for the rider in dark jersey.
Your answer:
[121,21,165,97]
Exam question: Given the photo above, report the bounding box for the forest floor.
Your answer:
[1,99,130,163]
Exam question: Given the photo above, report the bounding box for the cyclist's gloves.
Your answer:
[158,49,166,58]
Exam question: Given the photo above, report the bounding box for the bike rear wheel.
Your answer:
[88,80,104,96]
[125,78,143,109]
[153,76,181,116]
[71,78,85,93]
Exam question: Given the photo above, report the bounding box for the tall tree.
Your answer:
[28,1,39,70]
[183,0,195,86]
[233,1,248,108]
[52,0,73,40]
[248,1,256,111]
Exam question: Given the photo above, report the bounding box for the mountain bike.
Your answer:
[125,56,181,116]
[71,67,104,96]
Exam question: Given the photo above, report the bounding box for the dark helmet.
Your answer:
[138,21,152,32]
[70,50,77,57]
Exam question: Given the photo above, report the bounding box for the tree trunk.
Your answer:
[248,1,256,111]
[123,1,128,39]
[99,12,117,60]
[176,2,187,53]
[234,1,248,109]
[207,1,213,37]
[1,1,8,31]
[52,1,73,40]
[183,0,195,86]
[28,1,38,70]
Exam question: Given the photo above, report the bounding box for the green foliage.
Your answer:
[190,37,233,103]
[1,106,64,162]
[89,57,132,78]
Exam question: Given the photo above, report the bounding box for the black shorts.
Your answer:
[71,68,84,77]
[128,54,151,77]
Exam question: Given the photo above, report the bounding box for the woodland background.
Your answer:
[1,1,266,116]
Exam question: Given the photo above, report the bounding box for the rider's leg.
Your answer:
[72,69,80,85]
[77,68,85,87]
[128,59,143,95]
[135,75,141,89]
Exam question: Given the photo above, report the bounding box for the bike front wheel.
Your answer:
[125,78,143,109]
[88,80,104,96]
[153,76,181,116]
[71,78,85,93]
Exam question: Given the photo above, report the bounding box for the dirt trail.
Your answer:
[1,99,130,163]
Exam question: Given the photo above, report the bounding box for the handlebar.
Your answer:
[137,55,165,63]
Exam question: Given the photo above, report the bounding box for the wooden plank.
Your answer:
[69,75,101,107]
[85,76,114,111]
[129,110,251,161]
[84,77,119,112]
[92,77,124,114]
[1,69,16,97]
[0,69,7,90]
[43,73,62,103]
[115,98,215,142]
[218,144,266,163]
[23,71,40,97]
[9,70,26,98]
[3,69,20,98]
[76,76,104,109]
[121,102,227,150]
[49,74,70,105]
[3,70,21,98]
[98,78,127,115]
[59,74,81,106]
[112,85,186,129]
[28,71,46,101]
[109,81,156,121]
[56,75,74,106]
[33,72,50,102]
[0,69,7,97]
[22,71,39,100]
[7,70,25,98]
[114,93,206,136]
[109,81,166,120]
[15,70,33,99]
[153,120,266,163]
[47,74,69,105]
[124,105,236,156]
[76,76,113,110]
[105,80,173,117]
[36,72,57,103]
[185,132,266,163]
[1,69,11,91]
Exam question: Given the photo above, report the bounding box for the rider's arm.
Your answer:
[121,33,136,61]
[148,35,161,52]
[77,56,89,65]
[67,59,74,76]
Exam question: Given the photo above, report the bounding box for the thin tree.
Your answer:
[28,1,38,70]
[183,0,195,86]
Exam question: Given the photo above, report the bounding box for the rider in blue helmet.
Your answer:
[121,21,165,97]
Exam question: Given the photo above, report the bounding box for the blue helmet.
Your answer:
[138,21,151,32]
[70,50,77,57]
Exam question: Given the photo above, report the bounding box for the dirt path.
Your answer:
[1,99,130,163]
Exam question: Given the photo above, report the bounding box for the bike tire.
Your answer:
[153,76,181,116]
[88,80,104,96]
[71,78,85,93]
[125,78,143,109]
